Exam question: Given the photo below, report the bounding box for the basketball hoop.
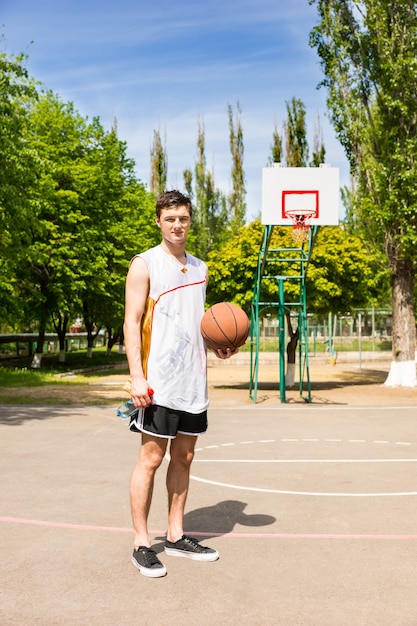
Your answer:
[285,208,316,245]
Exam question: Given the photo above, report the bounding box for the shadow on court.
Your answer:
[0,404,88,426]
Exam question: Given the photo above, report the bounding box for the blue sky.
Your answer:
[2,0,349,220]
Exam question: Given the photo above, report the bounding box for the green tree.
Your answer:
[207,220,389,316]
[0,50,38,327]
[150,128,167,197]
[311,112,326,166]
[183,118,228,259]
[310,0,417,386]
[206,221,265,311]
[19,91,90,364]
[267,121,283,166]
[228,101,246,234]
[16,91,159,365]
[267,100,325,168]
[75,120,158,357]
[307,227,390,314]
[284,97,309,167]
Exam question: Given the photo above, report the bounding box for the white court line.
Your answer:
[196,438,414,449]
[189,474,417,497]
[190,436,417,496]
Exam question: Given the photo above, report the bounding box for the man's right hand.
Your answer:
[130,377,154,408]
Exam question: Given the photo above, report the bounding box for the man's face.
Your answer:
[156,205,191,246]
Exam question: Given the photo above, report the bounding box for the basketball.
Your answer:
[201,302,250,352]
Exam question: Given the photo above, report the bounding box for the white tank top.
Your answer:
[137,245,208,413]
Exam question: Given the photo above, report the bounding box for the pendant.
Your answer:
[181,267,188,274]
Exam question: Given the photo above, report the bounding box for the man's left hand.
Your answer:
[212,347,238,360]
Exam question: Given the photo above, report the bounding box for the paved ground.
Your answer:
[1,357,417,625]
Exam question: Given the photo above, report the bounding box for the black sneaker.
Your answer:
[164,535,219,561]
[131,546,167,578]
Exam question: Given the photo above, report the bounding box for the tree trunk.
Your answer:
[106,326,121,356]
[54,313,69,365]
[285,313,299,388]
[118,327,125,355]
[31,322,46,369]
[83,301,102,359]
[384,260,416,387]
[84,319,100,359]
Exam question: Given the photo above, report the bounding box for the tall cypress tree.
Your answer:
[310,0,417,386]
[228,101,246,235]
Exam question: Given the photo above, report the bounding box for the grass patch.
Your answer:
[37,348,127,372]
[0,368,57,388]
[240,338,392,353]
[0,347,128,387]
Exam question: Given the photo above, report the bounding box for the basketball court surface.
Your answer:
[1,360,417,626]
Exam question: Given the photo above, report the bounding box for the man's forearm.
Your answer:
[124,323,146,380]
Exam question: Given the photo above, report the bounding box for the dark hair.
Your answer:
[155,190,192,219]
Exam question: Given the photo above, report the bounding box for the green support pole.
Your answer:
[278,279,286,403]
[249,299,260,403]
[250,224,314,404]
[371,306,376,352]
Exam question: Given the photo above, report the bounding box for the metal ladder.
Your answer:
[249,224,318,403]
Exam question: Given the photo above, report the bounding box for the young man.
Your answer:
[124,190,232,578]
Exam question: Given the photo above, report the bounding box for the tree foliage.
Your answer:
[311,112,326,166]
[150,128,167,197]
[0,50,159,362]
[267,121,283,166]
[227,101,246,234]
[183,118,228,259]
[307,226,390,314]
[310,0,417,258]
[285,97,309,167]
[0,51,38,326]
[207,221,388,315]
[21,92,91,352]
[267,98,326,167]
[0,45,396,371]
[206,221,264,311]
[310,0,417,375]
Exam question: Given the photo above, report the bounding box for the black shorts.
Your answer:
[129,404,208,439]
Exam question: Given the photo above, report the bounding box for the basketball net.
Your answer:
[285,208,315,245]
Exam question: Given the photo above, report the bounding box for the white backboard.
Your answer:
[262,165,340,225]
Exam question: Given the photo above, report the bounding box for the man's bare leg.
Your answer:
[130,433,167,548]
[166,433,197,542]
[164,433,219,561]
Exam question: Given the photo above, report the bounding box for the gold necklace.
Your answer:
[178,252,188,273]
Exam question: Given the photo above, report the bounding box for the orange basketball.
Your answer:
[201,302,250,352]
